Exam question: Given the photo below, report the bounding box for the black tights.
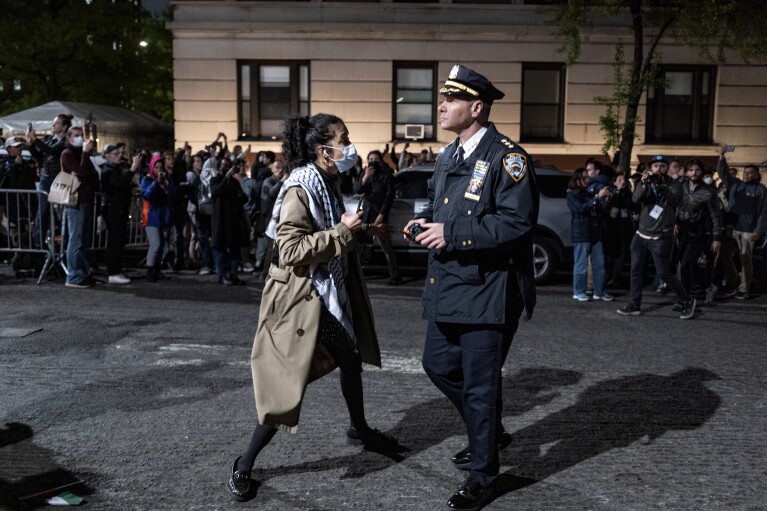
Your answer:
[237,319,367,473]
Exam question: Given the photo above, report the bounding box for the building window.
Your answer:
[393,62,436,141]
[521,63,565,142]
[238,61,309,140]
[645,66,716,145]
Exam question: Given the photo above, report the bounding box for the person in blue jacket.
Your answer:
[567,167,614,301]
[142,156,173,282]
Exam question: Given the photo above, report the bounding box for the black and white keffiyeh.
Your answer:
[266,164,355,342]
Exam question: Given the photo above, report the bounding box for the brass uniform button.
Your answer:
[467,210,472,215]
[467,240,472,245]
[462,241,467,246]
[429,277,436,284]
[443,197,449,204]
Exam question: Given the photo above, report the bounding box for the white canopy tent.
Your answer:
[0,101,172,151]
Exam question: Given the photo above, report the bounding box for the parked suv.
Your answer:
[346,163,572,282]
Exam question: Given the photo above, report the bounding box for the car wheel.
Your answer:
[532,239,559,283]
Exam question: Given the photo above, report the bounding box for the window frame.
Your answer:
[237,60,310,141]
[645,65,717,145]
[392,61,438,142]
[520,62,566,143]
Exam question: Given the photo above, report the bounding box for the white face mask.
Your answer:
[324,143,357,173]
[671,173,680,180]
[71,136,84,148]
[703,176,713,185]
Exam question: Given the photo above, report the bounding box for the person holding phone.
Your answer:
[27,113,72,247]
[60,126,99,288]
[141,156,174,282]
[716,145,767,300]
[403,65,539,510]
[227,113,402,502]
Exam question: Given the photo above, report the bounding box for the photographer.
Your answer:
[617,155,695,319]
[60,127,100,288]
[1,137,37,233]
[567,168,613,301]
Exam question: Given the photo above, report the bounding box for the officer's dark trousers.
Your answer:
[422,311,521,485]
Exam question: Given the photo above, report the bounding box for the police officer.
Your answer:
[405,64,539,510]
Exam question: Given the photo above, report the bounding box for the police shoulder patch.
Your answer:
[503,152,527,182]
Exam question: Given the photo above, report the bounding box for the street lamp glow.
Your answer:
[139,41,149,48]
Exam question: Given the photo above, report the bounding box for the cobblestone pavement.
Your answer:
[1,266,766,510]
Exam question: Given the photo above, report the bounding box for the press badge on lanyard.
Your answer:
[465,160,490,201]
[649,204,664,219]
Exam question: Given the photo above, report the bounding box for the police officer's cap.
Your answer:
[649,154,669,166]
[439,64,505,104]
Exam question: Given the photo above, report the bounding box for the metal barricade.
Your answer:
[57,190,149,274]
[0,188,58,284]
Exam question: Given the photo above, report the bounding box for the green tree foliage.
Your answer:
[552,0,767,173]
[0,0,172,123]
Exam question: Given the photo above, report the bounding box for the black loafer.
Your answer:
[446,477,498,511]
[227,456,251,501]
[451,432,513,470]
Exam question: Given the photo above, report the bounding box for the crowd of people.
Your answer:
[0,114,439,288]
[567,151,767,319]
[0,120,291,287]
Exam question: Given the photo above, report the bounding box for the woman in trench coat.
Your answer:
[227,113,403,501]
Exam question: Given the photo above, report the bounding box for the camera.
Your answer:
[402,222,423,242]
[644,172,661,185]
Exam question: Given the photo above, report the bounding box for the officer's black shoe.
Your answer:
[451,432,513,470]
[227,456,251,501]
[446,477,498,511]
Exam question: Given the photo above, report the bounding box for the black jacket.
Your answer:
[417,123,539,323]
[675,179,723,241]
[101,161,136,213]
[633,174,683,237]
[717,158,767,235]
[29,135,67,179]
[357,164,395,224]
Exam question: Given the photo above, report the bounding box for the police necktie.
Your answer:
[455,145,465,165]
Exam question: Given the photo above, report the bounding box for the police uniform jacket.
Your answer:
[418,123,539,324]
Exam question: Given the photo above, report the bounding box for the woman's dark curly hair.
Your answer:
[281,113,344,171]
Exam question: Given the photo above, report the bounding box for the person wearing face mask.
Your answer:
[227,113,403,502]
[674,159,723,305]
[60,126,100,288]
[668,158,683,180]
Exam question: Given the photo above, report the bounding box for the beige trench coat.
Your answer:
[250,186,382,433]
